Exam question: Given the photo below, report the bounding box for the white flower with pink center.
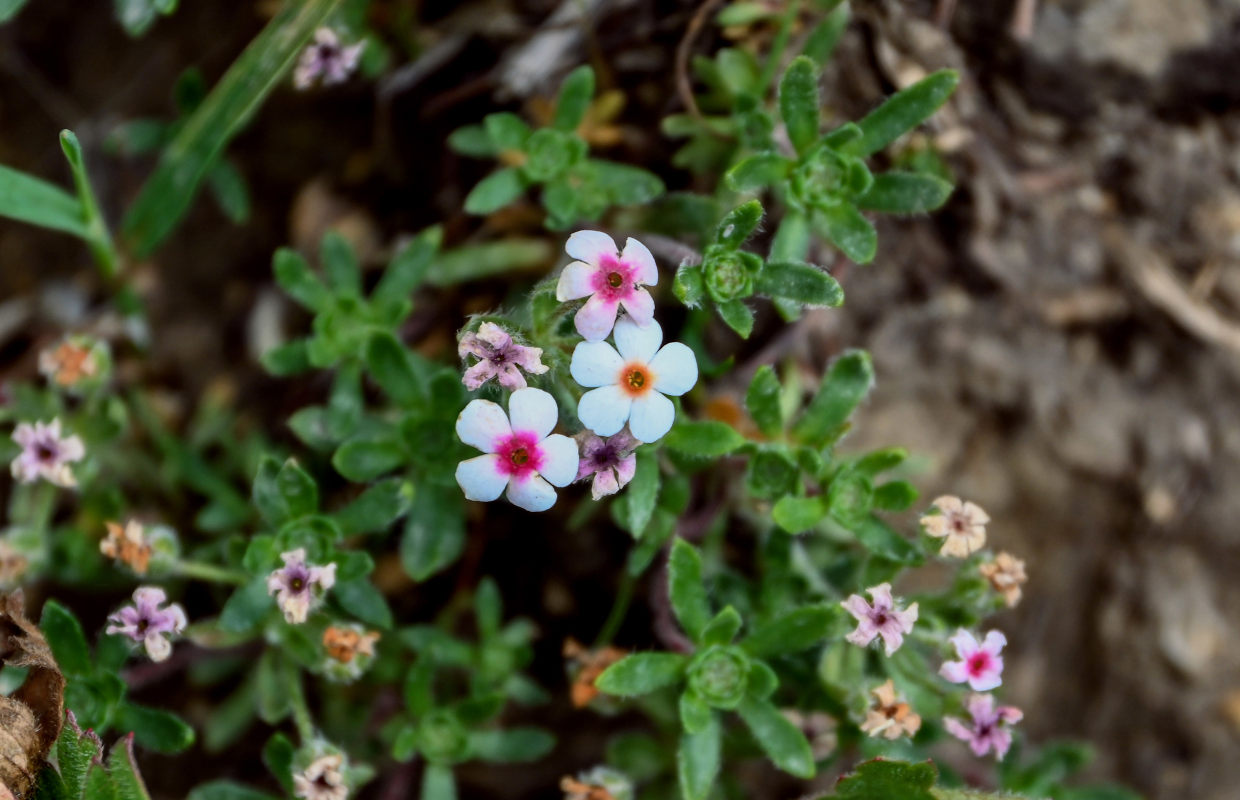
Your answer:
[841,582,918,656]
[10,418,85,488]
[455,387,579,512]
[570,319,697,444]
[940,629,1007,691]
[556,230,658,342]
[943,693,1023,760]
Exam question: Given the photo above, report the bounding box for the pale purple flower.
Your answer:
[455,388,579,512]
[841,582,918,656]
[556,231,659,341]
[267,548,337,624]
[106,587,187,663]
[294,28,363,90]
[10,419,85,487]
[940,629,1007,691]
[943,693,1023,760]
[576,430,638,500]
[459,322,549,391]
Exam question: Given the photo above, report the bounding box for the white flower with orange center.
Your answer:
[570,319,697,443]
[455,387,579,512]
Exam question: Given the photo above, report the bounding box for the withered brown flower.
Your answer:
[0,592,65,800]
[563,638,627,708]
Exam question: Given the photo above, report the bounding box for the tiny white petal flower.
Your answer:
[570,319,698,443]
[454,387,580,512]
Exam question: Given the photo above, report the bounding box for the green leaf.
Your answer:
[665,421,747,458]
[483,112,531,152]
[420,764,457,800]
[713,199,764,248]
[619,449,660,536]
[740,604,833,658]
[261,733,296,795]
[553,65,595,131]
[833,759,937,800]
[818,201,877,264]
[745,366,783,438]
[793,350,874,446]
[673,263,706,309]
[260,339,310,376]
[469,728,556,763]
[40,600,92,676]
[0,161,89,239]
[591,160,665,205]
[114,703,196,754]
[273,248,331,312]
[58,715,104,798]
[772,495,828,534]
[700,606,742,646]
[678,690,713,734]
[447,124,496,157]
[114,0,177,37]
[677,712,722,800]
[219,578,273,633]
[335,478,414,535]
[427,238,552,287]
[401,483,465,581]
[366,333,426,406]
[770,210,811,262]
[746,659,778,698]
[464,167,527,215]
[333,434,407,481]
[668,538,711,642]
[779,56,820,155]
[319,230,361,296]
[595,652,688,697]
[716,298,755,338]
[252,456,287,526]
[122,0,344,255]
[845,70,959,158]
[802,3,850,66]
[756,260,843,307]
[0,0,30,23]
[873,480,918,510]
[736,696,815,779]
[372,226,442,311]
[254,650,290,724]
[334,578,394,629]
[726,153,791,192]
[187,781,280,800]
[856,171,953,213]
[276,458,318,519]
[207,159,251,224]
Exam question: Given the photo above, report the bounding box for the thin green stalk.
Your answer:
[60,131,121,280]
[286,662,317,743]
[758,0,804,93]
[174,560,250,586]
[593,570,637,648]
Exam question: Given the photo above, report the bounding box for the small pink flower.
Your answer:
[10,418,85,487]
[267,549,337,624]
[294,28,363,90]
[106,587,187,663]
[556,231,658,341]
[841,583,918,656]
[921,495,989,558]
[943,693,1023,760]
[459,322,549,391]
[940,629,1007,691]
[576,430,638,500]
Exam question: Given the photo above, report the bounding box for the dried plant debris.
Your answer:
[0,592,65,800]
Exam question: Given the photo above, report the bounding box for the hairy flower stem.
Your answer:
[286,660,317,743]
[592,570,636,648]
[173,561,250,586]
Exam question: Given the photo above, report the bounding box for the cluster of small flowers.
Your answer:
[454,231,698,512]
[838,496,1029,759]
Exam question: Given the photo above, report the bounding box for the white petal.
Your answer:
[506,475,557,512]
[456,399,511,453]
[538,434,580,487]
[556,261,598,301]
[649,342,698,397]
[455,454,508,502]
[577,386,632,437]
[628,392,675,443]
[507,387,559,438]
[566,230,618,265]
[570,341,624,388]
[621,237,658,286]
[613,317,663,363]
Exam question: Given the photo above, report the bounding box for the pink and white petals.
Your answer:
[454,388,580,512]
[841,582,919,656]
[943,693,1024,760]
[557,231,660,342]
[940,628,1007,691]
[10,418,86,488]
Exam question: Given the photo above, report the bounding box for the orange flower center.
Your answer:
[618,363,653,397]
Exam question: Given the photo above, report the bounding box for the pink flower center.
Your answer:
[495,431,545,479]
[590,255,636,302]
[968,651,992,676]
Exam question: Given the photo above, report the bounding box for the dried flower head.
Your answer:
[105,587,187,663]
[560,766,633,800]
[10,419,85,488]
[100,521,153,575]
[921,495,989,558]
[979,551,1028,607]
[321,625,380,683]
[293,753,348,800]
[0,542,29,591]
[267,549,337,625]
[38,337,102,389]
[575,430,638,500]
[859,679,922,740]
[563,638,628,708]
[841,583,918,656]
[940,629,1007,692]
[294,28,363,90]
[459,322,549,391]
[0,592,65,800]
[944,693,1023,760]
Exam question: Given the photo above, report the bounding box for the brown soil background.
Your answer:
[2,1,1240,799]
